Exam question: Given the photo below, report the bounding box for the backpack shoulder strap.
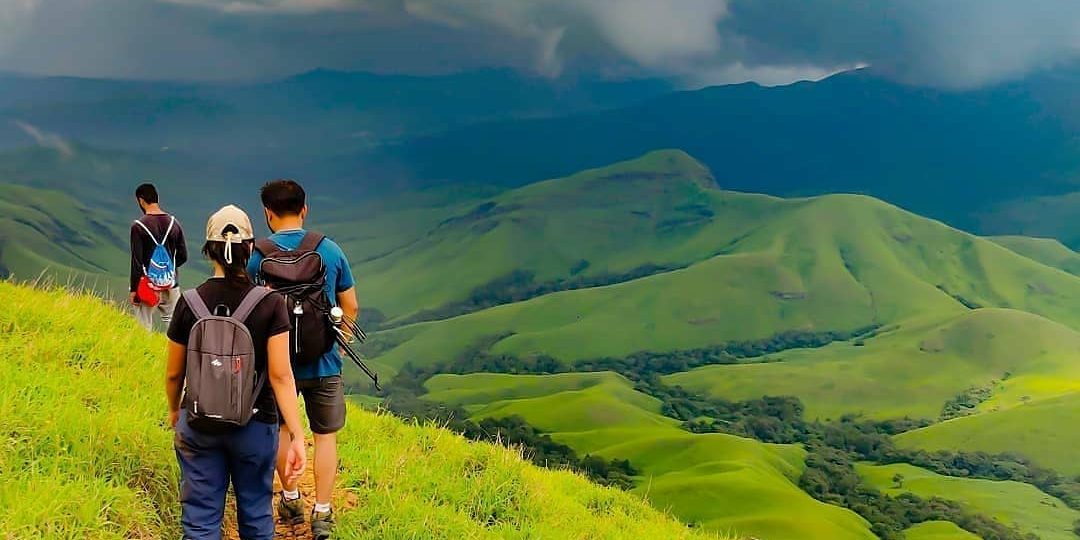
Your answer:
[254,239,279,257]
[162,216,176,242]
[298,231,325,253]
[232,287,272,324]
[182,289,212,320]
[133,219,162,246]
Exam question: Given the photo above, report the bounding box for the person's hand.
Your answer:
[168,410,180,429]
[284,436,306,484]
[130,292,140,306]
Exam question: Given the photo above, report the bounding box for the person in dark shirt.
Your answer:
[130,183,188,330]
[165,204,306,540]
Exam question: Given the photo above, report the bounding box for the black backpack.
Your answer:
[254,232,336,365]
[181,287,272,432]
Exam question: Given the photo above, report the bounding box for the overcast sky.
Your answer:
[1,0,1079,88]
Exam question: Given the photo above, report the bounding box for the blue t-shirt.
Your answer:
[248,229,355,380]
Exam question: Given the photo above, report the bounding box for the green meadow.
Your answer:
[364,152,1080,374]
[6,148,1080,539]
[426,372,876,540]
[0,281,721,539]
[665,308,1080,420]
[896,392,1080,476]
[857,463,1079,540]
[904,521,981,540]
[0,183,129,292]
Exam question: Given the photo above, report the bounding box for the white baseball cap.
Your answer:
[206,204,255,243]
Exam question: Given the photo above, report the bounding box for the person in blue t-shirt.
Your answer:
[247,180,358,539]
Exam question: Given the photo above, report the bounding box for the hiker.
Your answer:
[248,180,358,539]
[165,205,307,540]
[130,183,188,331]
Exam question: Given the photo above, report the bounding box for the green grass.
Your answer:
[895,392,1080,476]
[991,235,1080,276]
[857,462,1080,540]
[0,281,723,539]
[426,372,876,540]
[903,521,981,540]
[365,152,1080,371]
[0,183,129,294]
[665,308,1080,420]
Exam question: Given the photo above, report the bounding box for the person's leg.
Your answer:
[174,411,229,540]
[227,420,278,540]
[276,382,305,525]
[312,431,338,505]
[305,376,346,508]
[303,375,345,538]
[134,302,154,331]
[158,286,181,327]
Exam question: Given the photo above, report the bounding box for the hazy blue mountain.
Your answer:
[385,68,1080,236]
[0,69,671,169]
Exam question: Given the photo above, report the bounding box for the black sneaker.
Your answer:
[277,493,305,526]
[311,509,335,539]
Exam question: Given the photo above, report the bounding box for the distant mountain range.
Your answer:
[3,66,1080,245]
[385,68,1080,245]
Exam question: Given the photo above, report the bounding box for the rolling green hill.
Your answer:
[665,308,1080,420]
[0,280,722,539]
[426,372,876,540]
[903,521,981,540]
[857,463,1079,540]
[362,151,1080,375]
[992,235,1080,275]
[895,392,1080,477]
[0,183,128,291]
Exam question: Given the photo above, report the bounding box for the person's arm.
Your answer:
[268,331,306,483]
[165,340,186,428]
[173,220,189,268]
[336,287,359,340]
[130,223,143,300]
[331,239,358,337]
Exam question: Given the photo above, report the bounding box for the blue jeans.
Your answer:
[174,411,278,540]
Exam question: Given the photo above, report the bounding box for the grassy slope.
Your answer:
[666,308,1080,420]
[857,463,1079,540]
[895,392,1080,476]
[370,177,1080,372]
[991,235,1080,276]
[903,521,981,540]
[426,372,876,540]
[352,149,753,320]
[0,281,721,540]
[0,183,129,293]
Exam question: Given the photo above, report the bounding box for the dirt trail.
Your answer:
[223,441,356,540]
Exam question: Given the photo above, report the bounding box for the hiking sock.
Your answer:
[283,489,301,501]
[314,502,332,514]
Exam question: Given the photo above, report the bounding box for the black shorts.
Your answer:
[290,375,346,435]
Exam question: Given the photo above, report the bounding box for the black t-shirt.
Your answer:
[130,213,188,293]
[167,278,292,424]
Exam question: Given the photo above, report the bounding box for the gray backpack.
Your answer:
[181,287,272,431]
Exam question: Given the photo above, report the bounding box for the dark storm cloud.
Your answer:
[1,0,1079,87]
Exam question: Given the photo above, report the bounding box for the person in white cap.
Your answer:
[164,204,307,540]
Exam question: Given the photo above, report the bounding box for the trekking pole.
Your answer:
[330,307,380,390]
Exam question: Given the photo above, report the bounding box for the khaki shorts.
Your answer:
[291,375,346,435]
[134,286,180,331]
